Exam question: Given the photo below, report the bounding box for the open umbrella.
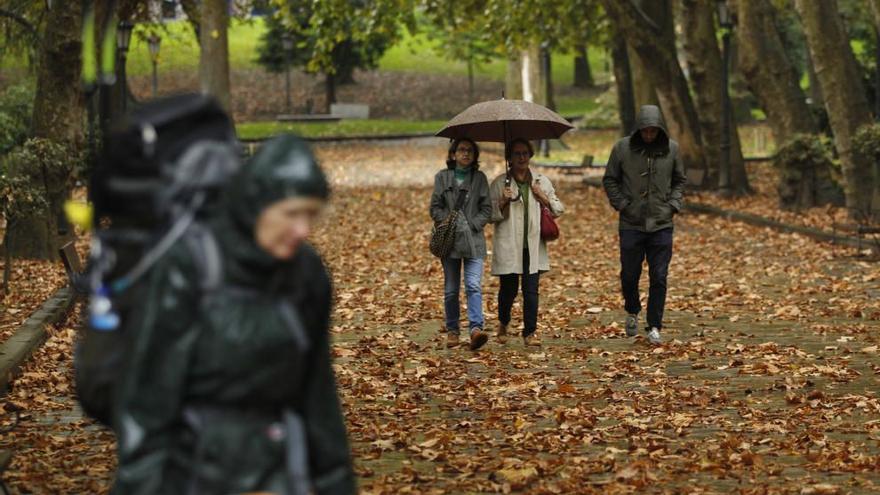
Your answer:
[437,98,574,192]
[436,98,573,143]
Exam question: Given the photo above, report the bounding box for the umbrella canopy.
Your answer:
[436,99,574,142]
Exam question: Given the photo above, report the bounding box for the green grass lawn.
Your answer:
[237,118,447,140]
[126,19,264,76]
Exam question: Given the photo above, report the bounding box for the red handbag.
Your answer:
[540,205,559,241]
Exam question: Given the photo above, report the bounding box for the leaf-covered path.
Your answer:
[3,141,879,493]
[320,180,880,494]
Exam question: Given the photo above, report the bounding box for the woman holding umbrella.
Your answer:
[489,138,564,346]
[430,138,492,350]
[436,97,572,347]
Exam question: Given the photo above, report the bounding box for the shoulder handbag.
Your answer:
[540,205,560,242]
[429,173,471,258]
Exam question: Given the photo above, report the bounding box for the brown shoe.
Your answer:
[446,332,460,348]
[497,323,508,343]
[469,329,489,351]
[523,334,542,347]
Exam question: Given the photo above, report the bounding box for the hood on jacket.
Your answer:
[227,134,329,230]
[213,134,330,285]
[630,105,670,156]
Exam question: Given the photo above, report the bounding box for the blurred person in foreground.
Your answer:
[112,135,355,495]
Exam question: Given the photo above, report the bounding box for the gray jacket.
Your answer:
[430,167,492,259]
[602,105,687,232]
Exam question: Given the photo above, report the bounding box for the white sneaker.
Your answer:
[625,313,638,337]
[647,327,662,345]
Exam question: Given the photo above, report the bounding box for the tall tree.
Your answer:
[600,0,708,185]
[257,7,394,111]
[735,0,817,142]
[610,27,636,135]
[6,1,84,259]
[272,0,410,111]
[420,3,495,103]
[795,0,874,216]
[573,43,594,88]
[199,0,231,111]
[627,45,658,107]
[681,0,749,193]
[506,57,523,99]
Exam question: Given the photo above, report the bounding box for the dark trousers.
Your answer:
[498,249,540,337]
[619,228,674,330]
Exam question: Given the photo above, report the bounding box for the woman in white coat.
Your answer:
[489,138,564,346]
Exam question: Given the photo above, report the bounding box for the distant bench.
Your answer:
[276,104,369,123]
[276,114,342,123]
[533,155,605,175]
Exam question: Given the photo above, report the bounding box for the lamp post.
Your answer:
[282,33,293,114]
[148,34,161,98]
[117,21,134,113]
[717,0,734,196]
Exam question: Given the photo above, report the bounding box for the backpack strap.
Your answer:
[183,222,223,293]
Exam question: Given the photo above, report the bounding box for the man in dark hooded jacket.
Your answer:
[602,105,687,345]
[112,135,355,494]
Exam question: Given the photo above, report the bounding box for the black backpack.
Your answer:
[75,94,239,426]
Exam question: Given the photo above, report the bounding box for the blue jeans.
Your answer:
[442,257,484,335]
[619,228,674,329]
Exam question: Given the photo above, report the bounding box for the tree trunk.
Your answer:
[324,72,337,113]
[610,30,636,136]
[805,50,824,108]
[544,48,556,111]
[180,0,202,43]
[573,44,594,88]
[506,56,523,100]
[521,44,542,104]
[467,57,475,103]
[795,0,874,216]
[199,0,231,112]
[868,0,880,215]
[6,1,84,260]
[735,0,817,143]
[601,0,709,186]
[627,45,658,107]
[337,65,356,85]
[681,0,749,194]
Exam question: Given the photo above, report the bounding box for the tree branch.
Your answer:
[626,0,662,35]
[0,7,39,40]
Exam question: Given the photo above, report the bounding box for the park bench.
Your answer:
[276,114,342,123]
[533,154,605,177]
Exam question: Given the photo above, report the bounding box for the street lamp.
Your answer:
[117,21,134,113]
[717,0,734,196]
[282,33,293,114]
[148,34,162,98]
